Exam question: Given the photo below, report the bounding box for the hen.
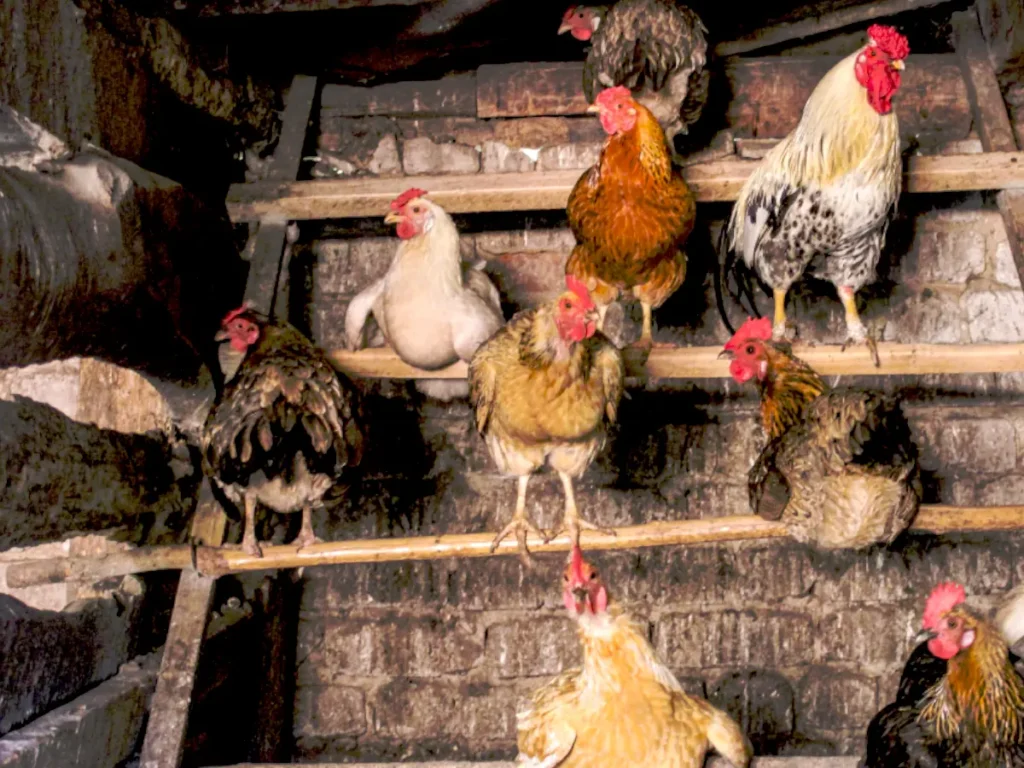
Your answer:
[204,305,365,557]
[719,25,910,362]
[345,187,504,400]
[566,86,696,350]
[468,276,623,562]
[864,582,1024,767]
[516,544,752,768]
[721,317,920,550]
[558,0,710,163]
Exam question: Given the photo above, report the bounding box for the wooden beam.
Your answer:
[214,760,857,768]
[713,0,958,58]
[8,506,1024,587]
[954,9,1024,295]
[122,0,429,16]
[243,74,318,320]
[322,73,476,117]
[224,151,1024,221]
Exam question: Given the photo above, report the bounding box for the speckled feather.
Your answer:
[748,343,920,549]
[203,321,364,510]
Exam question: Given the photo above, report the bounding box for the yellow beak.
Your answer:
[718,349,733,360]
[214,329,229,342]
[586,104,600,114]
[558,23,571,34]
[892,60,905,70]
[384,211,401,225]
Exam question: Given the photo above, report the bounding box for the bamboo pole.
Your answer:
[329,342,1024,380]
[7,506,1024,588]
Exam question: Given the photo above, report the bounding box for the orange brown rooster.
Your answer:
[566,85,696,350]
[515,544,752,768]
[864,582,1024,767]
[468,276,624,563]
[204,305,365,557]
[719,25,910,363]
[721,317,920,550]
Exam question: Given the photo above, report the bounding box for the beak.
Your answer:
[558,23,571,34]
[718,349,734,360]
[214,329,229,342]
[384,211,401,225]
[892,60,905,70]
[586,104,600,114]
[913,628,936,645]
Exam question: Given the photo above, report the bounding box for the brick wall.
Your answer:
[289,116,1024,761]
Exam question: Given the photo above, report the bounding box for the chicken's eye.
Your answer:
[411,206,420,213]
[561,300,572,310]
[947,618,958,629]
[745,344,756,355]
[589,570,598,580]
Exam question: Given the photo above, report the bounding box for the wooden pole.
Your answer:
[327,342,1024,381]
[8,506,1024,588]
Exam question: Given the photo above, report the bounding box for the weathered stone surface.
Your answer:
[909,230,986,283]
[369,134,402,176]
[492,117,572,149]
[976,474,1024,505]
[881,291,964,343]
[483,250,567,308]
[480,141,535,173]
[402,137,480,175]
[536,142,602,171]
[819,605,915,665]
[917,417,1017,473]
[475,229,576,256]
[484,616,578,678]
[372,678,519,742]
[964,289,1024,342]
[798,669,878,731]
[993,238,1021,288]
[0,361,82,421]
[294,686,366,738]
[656,610,815,668]
[710,671,796,754]
[316,237,393,295]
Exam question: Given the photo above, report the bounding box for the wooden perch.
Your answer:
[7,506,1024,588]
[225,152,1024,222]
[326,342,1024,381]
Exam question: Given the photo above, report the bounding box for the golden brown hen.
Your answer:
[566,85,696,349]
[516,544,752,768]
[468,276,623,562]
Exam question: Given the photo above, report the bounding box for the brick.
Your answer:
[819,605,917,665]
[294,686,366,737]
[709,670,796,754]
[976,474,1024,504]
[484,616,579,678]
[601,546,734,608]
[480,141,536,173]
[493,117,572,148]
[918,417,1017,473]
[474,229,576,255]
[993,236,1021,288]
[314,239,392,295]
[964,289,1024,342]
[731,544,811,603]
[905,535,1015,595]
[908,230,985,283]
[312,295,354,351]
[656,610,814,668]
[372,679,519,742]
[402,137,480,175]
[881,291,964,344]
[396,117,495,146]
[798,669,878,730]
[536,142,603,171]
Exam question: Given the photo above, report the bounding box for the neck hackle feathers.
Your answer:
[391,188,427,210]
[924,582,967,631]
[724,317,772,351]
[867,24,910,60]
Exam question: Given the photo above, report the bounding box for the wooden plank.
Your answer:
[224,151,1024,220]
[217,758,860,768]
[977,0,1024,78]
[125,0,429,15]
[713,0,957,58]
[322,73,476,117]
[243,74,318,320]
[9,505,1024,586]
[138,487,228,768]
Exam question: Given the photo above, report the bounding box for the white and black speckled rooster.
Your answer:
[717,25,910,366]
[203,305,365,557]
[559,0,710,164]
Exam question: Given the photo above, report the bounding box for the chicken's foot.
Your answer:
[630,302,676,351]
[491,475,545,565]
[838,286,881,368]
[547,471,617,547]
[294,506,322,550]
[241,492,263,558]
[772,288,794,341]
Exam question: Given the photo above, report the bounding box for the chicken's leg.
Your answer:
[632,301,676,351]
[241,492,263,558]
[294,506,322,550]
[838,286,880,367]
[547,471,617,547]
[491,475,545,565]
[772,288,790,341]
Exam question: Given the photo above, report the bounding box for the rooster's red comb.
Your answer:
[868,24,910,60]
[390,188,428,210]
[723,316,773,351]
[595,85,633,109]
[565,274,596,310]
[221,302,254,326]
[568,544,586,584]
[561,5,578,22]
[923,582,966,631]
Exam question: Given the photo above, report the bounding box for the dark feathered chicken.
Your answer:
[559,0,710,162]
[203,305,364,557]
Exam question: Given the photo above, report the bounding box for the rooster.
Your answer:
[558,1,711,164]
[721,316,920,550]
[516,544,752,768]
[345,187,504,400]
[864,582,1024,767]
[204,305,365,557]
[468,276,624,562]
[719,24,910,364]
[566,85,696,350]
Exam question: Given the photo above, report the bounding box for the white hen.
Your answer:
[344,188,505,400]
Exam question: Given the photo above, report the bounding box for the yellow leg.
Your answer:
[241,492,263,558]
[838,286,879,367]
[772,289,788,340]
[491,475,545,565]
[639,302,654,348]
[546,471,617,547]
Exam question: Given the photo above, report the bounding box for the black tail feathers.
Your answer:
[714,222,764,335]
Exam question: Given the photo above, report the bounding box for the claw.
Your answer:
[547,517,618,548]
[490,515,546,566]
[241,536,264,558]
[294,531,322,551]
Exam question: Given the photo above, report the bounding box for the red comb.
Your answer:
[868,24,910,60]
[561,5,578,22]
[723,316,773,351]
[923,582,966,631]
[595,85,632,109]
[568,544,586,584]
[221,303,253,326]
[390,188,428,211]
[565,274,596,310]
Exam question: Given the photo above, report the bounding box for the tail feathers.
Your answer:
[707,707,753,768]
[997,585,1024,649]
[714,222,763,335]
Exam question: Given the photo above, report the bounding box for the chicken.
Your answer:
[721,316,920,550]
[719,24,910,363]
[345,187,504,401]
[516,544,752,768]
[468,276,624,562]
[558,1,710,163]
[864,582,1024,767]
[203,305,365,557]
[565,86,696,350]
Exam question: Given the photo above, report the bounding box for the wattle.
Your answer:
[396,220,418,239]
